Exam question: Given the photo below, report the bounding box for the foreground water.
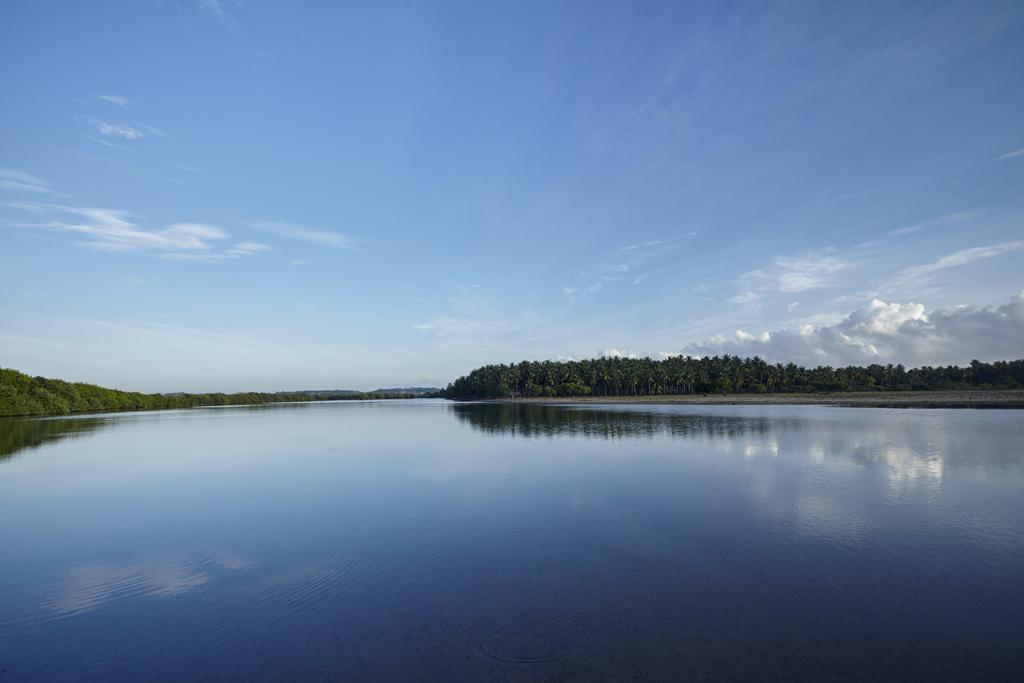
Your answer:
[0,400,1021,680]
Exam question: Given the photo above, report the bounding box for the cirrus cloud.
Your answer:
[4,202,267,261]
[98,94,129,108]
[248,220,359,249]
[0,168,51,194]
[83,118,144,140]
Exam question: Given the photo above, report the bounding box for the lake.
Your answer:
[0,400,1022,680]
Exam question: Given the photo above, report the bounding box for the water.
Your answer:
[0,400,1022,680]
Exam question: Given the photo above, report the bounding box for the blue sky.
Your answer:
[2,1,1023,392]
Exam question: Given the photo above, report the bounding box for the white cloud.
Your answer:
[844,299,926,335]
[98,94,129,108]
[197,0,228,20]
[175,164,204,174]
[622,233,696,251]
[0,169,51,193]
[84,118,144,140]
[885,211,972,238]
[732,250,852,306]
[734,330,770,343]
[891,241,1024,288]
[563,282,603,298]
[87,136,132,150]
[684,292,1024,367]
[786,302,800,312]
[994,147,1024,161]
[226,241,270,257]
[9,204,226,252]
[773,254,849,293]
[5,202,262,262]
[730,291,761,305]
[248,220,358,249]
[136,123,167,137]
[411,317,520,335]
[602,348,640,359]
[165,241,270,262]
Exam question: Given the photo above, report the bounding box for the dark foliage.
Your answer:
[443,356,1024,399]
[0,368,431,417]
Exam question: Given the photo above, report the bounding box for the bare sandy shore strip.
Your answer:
[489,390,1024,409]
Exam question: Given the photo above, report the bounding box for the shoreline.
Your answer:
[484,390,1024,409]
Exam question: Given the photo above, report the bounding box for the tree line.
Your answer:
[442,356,1024,399]
[0,367,435,417]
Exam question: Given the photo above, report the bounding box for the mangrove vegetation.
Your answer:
[0,367,438,417]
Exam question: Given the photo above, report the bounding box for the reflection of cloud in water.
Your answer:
[874,445,943,496]
[47,552,254,616]
[452,402,1024,546]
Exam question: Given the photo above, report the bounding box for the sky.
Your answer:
[1,1,1023,392]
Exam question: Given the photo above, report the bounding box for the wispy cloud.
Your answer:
[166,241,271,262]
[226,242,269,257]
[994,147,1024,161]
[0,169,51,194]
[81,117,166,142]
[729,291,762,306]
[914,241,1024,273]
[832,187,876,201]
[773,254,849,293]
[175,164,204,174]
[87,136,132,150]
[189,0,272,60]
[631,266,672,286]
[891,241,1024,287]
[622,233,696,251]
[136,123,167,137]
[411,317,520,335]
[197,0,229,22]
[10,205,225,251]
[5,202,263,261]
[563,282,603,299]
[248,221,359,249]
[98,94,129,108]
[733,249,851,307]
[83,118,144,140]
[886,211,972,238]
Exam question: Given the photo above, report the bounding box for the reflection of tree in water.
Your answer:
[453,402,1024,483]
[0,417,109,462]
[450,403,791,440]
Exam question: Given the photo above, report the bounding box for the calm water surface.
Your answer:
[0,400,1022,680]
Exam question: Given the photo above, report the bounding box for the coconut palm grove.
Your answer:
[441,356,1024,399]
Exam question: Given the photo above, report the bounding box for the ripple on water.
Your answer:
[470,591,586,666]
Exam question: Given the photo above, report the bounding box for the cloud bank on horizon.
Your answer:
[681,292,1024,368]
